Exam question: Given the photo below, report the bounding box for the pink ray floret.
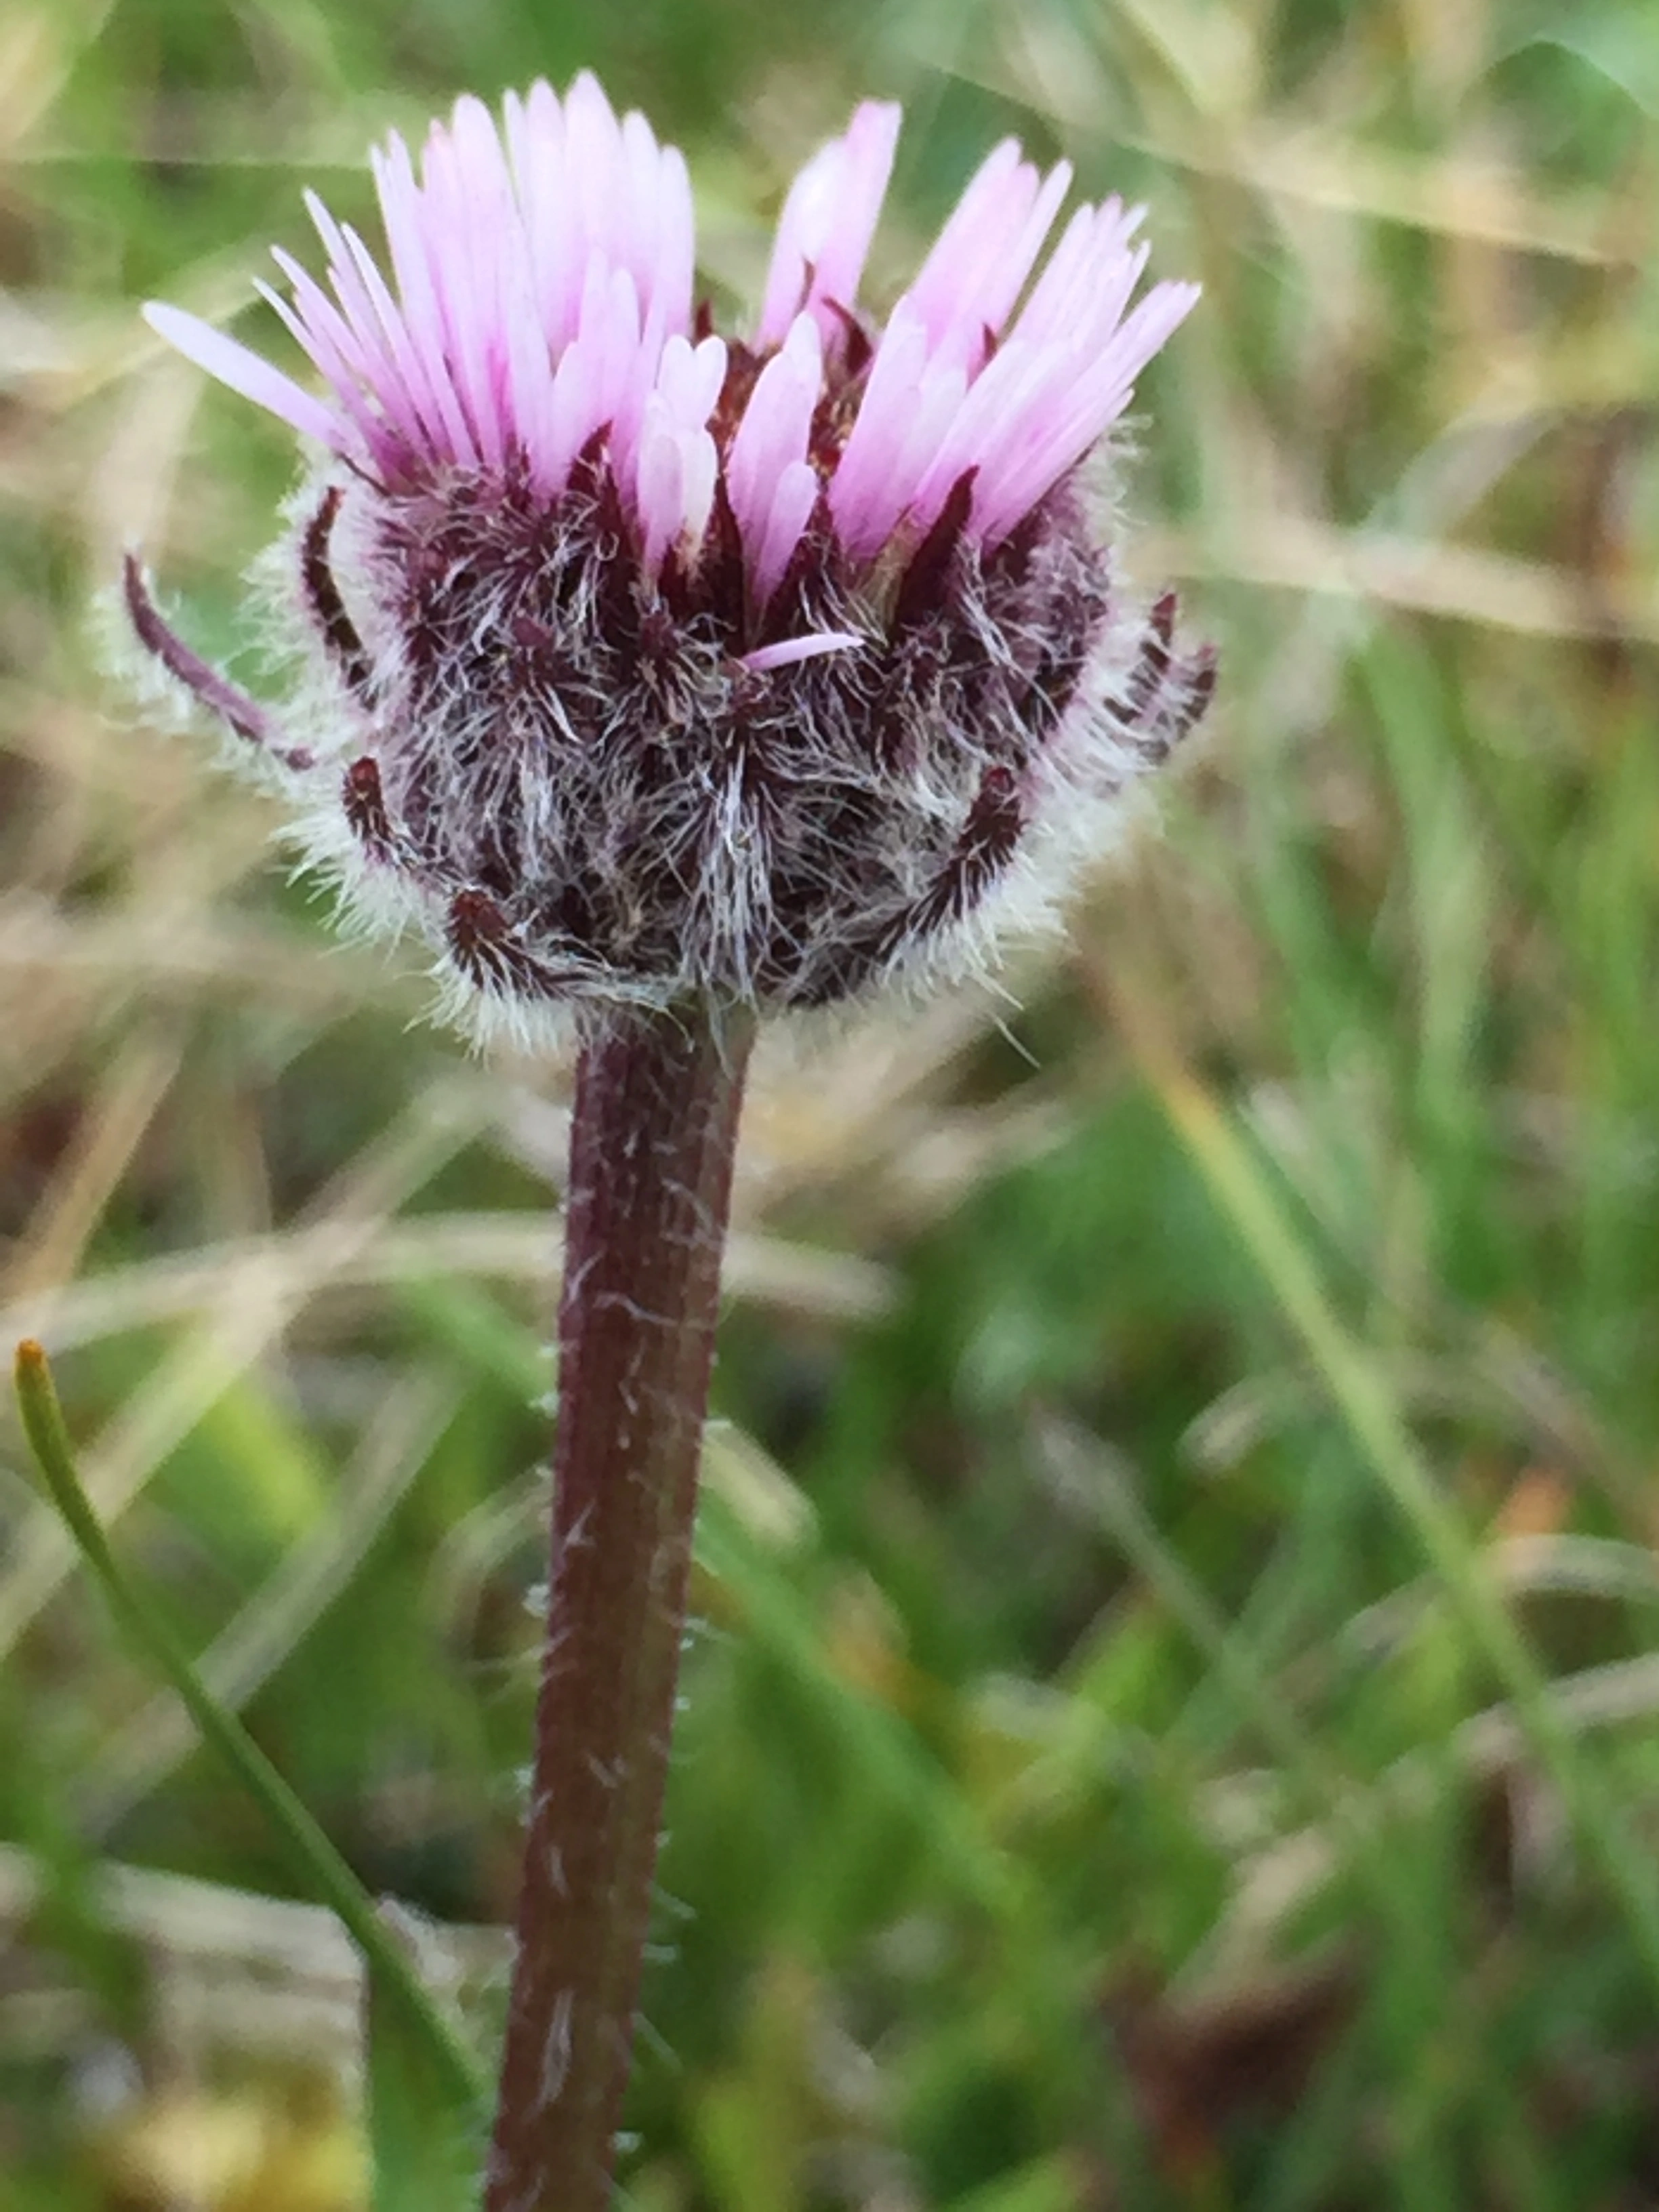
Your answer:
[756,99,901,352]
[129,75,1215,1032]
[145,80,1196,604]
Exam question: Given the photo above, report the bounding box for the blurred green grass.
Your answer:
[5,0,1659,2205]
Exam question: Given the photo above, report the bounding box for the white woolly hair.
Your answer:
[122,438,1212,1056]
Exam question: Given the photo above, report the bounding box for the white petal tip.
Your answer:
[741,630,863,674]
[142,298,340,447]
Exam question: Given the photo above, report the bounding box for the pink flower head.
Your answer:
[127,79,1214,1036]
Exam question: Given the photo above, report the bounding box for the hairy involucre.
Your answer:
[127,80,1214,1040]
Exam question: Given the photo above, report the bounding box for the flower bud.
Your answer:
[129,79,1214,1040]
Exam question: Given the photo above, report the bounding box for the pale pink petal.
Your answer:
[143,302,341,447]
[412,129,490,458]
[620,110,660,264]
[757,100,901,350]
[649,144,695,340]
[545,335,601,487]
[419,110,510,465]
[825,308,928,558]
[298,192,450,467]
[805,101,901,327]
[634,413,718,573]
[336,219,453,457]
[994,159,1074,327]
[741,630,862,672]
[567,73,627,273]
[964,359,1097,537]
[620,109,688,333]
[370,135,478,463]
[723,312,822,561]
[506,82,582,354]
[594,268,649,480]
[757,142,837,346]
[830,313,977,562]
[636,411,684,573]
[752,457,821,607]
[912,157,1071,377]
[975,281,1201,543]
[678,426,718,550]
[828,154,1199,565]
[907,337,1048,528]
[499,248,560,488]
[1065,278,1200,417]
[253,273,396,463]
[302,190,411,422]
[1015,211,1148,363]
[656,331,726,428]
[267,249,377,386]
[897,140,1033,361]
[879,359,970,535]
[146,81,1197,586]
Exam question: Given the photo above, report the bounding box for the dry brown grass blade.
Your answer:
[0,1835,506,2075]
[0,1094,487,1660]
[76,1369,464,1834]
[4,1025,186,1303]
[1143,515,1659,644]
[0,1210,895,1359]
[962,8,1626,265]
[1210,1632,1659,1984]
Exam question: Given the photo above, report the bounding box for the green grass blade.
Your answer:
[367,1954,485,2212]
[1122,1056,1659,1995]
[12,1340,491,2156]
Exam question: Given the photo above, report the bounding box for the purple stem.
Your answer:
[485,1002,754,2212]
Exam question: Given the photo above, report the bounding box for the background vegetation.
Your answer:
[4,0,1659,2204]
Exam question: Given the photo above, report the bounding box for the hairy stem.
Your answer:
[485,1003,753,2212]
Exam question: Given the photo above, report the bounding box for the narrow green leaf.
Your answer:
[367,1951,485,2212]
[12,1340,491,2169]
[1129,1069,1659,1995]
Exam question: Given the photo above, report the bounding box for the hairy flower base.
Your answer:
[127,451,1211,1024]
[128,80,1214,1036]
